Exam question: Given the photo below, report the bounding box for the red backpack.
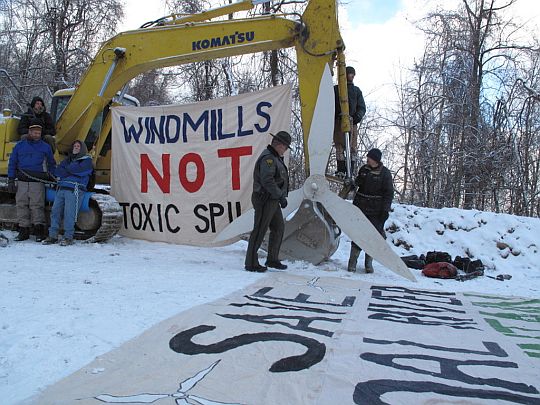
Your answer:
[422,262,458,279]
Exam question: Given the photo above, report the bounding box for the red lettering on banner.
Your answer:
[141,154,171,193]
[217,146,253,190]
[179,153,205,193]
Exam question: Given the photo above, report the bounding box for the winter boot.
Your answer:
[336,160,347,177]
[364,255,374,273]
[266,260,288,270]
[14,227,30,241]
[60,238,74,246]
[347,244,361,272]
[42,236,58,245]
[34,224,47,243]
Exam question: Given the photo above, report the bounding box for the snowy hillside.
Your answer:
[1,203,539,404]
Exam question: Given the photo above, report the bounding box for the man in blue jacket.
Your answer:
[8,120,56,241]
[42,140,94,246]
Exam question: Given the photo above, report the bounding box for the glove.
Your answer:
[7,179,16,194]
[279,197,288,209]
[380,211,389,222]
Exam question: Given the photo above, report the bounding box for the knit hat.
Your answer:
[346,66,356,76]
[367,148,382,163]
[270,131,292,149]
[28,118,43,130]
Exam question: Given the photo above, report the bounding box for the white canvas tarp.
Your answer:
[29,274,540,404]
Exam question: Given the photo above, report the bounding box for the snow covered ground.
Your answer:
[1,203,539,404]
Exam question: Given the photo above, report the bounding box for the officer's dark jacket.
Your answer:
[252,145,289,200]
[334,82,366,125]
[353,163,393,217]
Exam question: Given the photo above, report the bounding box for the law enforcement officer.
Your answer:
[244,131,291,272]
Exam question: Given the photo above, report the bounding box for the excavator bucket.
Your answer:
[266,199,340,265]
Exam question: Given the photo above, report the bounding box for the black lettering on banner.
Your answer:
[193,204,210,233]
[156,203,163,232]
[230,297,348,315]
[169,325,326,372]
[363,338,508,357]
[141,203,154,231]
[218,313,341,337]
[367,309,477,329]
[119,202,129,229]
[119,202,179,233]
[371,285,463,307]
[194,202,241,234]
[164,204,180,233]
[369,285,477,329]
[130,203,142,230]
[359,352,537,393]
[353,380,540,404]
[252,287,356,308]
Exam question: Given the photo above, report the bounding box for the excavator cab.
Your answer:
[50,88,139,157]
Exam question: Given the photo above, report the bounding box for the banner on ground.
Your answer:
[111,85,291,246]
[31,274,540,405]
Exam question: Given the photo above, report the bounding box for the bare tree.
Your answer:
[393,0,540,216]
[0,0,123,111]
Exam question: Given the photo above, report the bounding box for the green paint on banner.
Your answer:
[467,293,540,360]
[484,319,540,338]
[479,311,540,322]
[518,344,540,358]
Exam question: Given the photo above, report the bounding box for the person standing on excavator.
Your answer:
[244,131,291,273]
[7,120,56,242]
[334,66,366,177]
[347,148,393,273]
[18,96,56,152]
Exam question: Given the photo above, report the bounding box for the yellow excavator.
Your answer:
[0,0,415,280]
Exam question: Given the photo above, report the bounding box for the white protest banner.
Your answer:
[30,274,540,405]
[111,85,291,246]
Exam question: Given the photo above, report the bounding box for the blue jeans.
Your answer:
[49,188,84,239]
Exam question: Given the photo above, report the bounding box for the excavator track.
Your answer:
[0,179,123,242]
[82,193,123,242]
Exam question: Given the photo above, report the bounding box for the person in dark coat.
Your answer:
[244,131,291,272]
[7,120,57,242]
[333,66,366,176]
[42,140,94,246]
[348,148,394,273]
[18,96,56,152]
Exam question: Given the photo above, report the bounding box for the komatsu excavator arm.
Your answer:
[54,0,343,173]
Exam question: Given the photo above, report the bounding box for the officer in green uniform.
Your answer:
[245,131,291,272]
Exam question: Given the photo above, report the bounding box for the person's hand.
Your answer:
[7,179,16,194]
[279,197,288,209]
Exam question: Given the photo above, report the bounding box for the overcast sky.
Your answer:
[118,0,540,104]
